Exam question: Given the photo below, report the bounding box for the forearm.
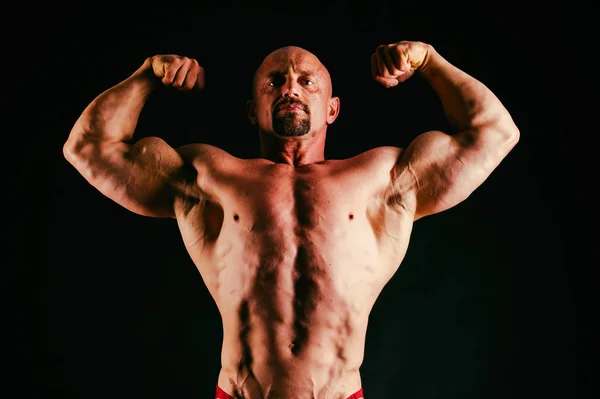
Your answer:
[67,59,155,147]
[419,46,518,138]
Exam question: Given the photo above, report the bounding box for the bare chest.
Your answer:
[179,162,411,303]
[231,170,362,232]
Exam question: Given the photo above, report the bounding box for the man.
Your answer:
[63,40,519,399]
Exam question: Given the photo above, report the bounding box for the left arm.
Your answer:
[372,41,520,220]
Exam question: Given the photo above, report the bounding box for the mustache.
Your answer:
[274,98,309,113]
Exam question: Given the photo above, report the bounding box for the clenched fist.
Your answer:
[142,54,205,91]
[371,41,431,88]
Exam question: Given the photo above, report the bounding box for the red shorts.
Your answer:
[215,385,365,398]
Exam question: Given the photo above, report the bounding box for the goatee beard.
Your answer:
[273,114,311,137]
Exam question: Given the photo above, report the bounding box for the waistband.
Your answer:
[216,385,365,398]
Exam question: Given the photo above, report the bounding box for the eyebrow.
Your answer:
[267,69,315,77]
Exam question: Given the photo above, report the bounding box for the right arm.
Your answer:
[63,55,206,218]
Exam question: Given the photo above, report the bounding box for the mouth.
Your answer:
[277,104,304,112]
[275,99,307,114]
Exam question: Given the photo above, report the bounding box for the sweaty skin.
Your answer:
[63,43,519,399]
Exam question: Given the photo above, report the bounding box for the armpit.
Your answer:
[386,162,419,215]
[175,176,205,216]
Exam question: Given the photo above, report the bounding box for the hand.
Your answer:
[145,54,206,90]
[371,41,431,88]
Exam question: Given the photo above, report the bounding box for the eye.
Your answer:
[268,76,285,87]
[302,79,314,86]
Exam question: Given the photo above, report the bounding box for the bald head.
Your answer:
[253,46,333,98]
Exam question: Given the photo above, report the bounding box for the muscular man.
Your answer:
[63,40,519,399]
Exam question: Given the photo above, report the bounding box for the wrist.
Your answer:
[129,58,157,92]
[416,44,437,75]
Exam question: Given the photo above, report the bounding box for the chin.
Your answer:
[272,116,311,137]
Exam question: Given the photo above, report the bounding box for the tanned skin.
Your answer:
[63,41,519,399]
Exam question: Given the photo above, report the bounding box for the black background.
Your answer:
[8,1,597,398]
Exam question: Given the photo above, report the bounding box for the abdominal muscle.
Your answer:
[175,160,411,398]
[198,217,394,399]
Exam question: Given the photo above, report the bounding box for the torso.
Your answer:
[174,146,415,399]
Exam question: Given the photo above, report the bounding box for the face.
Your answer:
[247,46,340,138]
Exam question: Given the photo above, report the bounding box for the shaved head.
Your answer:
[253,46,333,98]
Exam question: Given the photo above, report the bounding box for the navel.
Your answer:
[233,213,240,222]
[349,213,354,220]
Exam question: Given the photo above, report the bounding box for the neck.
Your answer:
[258,130,326,167]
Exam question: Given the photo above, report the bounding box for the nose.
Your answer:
[281,79,300,98]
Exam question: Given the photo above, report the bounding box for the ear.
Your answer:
[246,100,257,125]
[326,96,340,125]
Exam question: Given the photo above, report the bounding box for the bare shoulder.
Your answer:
[170,143,244,213]
[175,143,239,166]
[321,146,406,199]
[337,146,404,173]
